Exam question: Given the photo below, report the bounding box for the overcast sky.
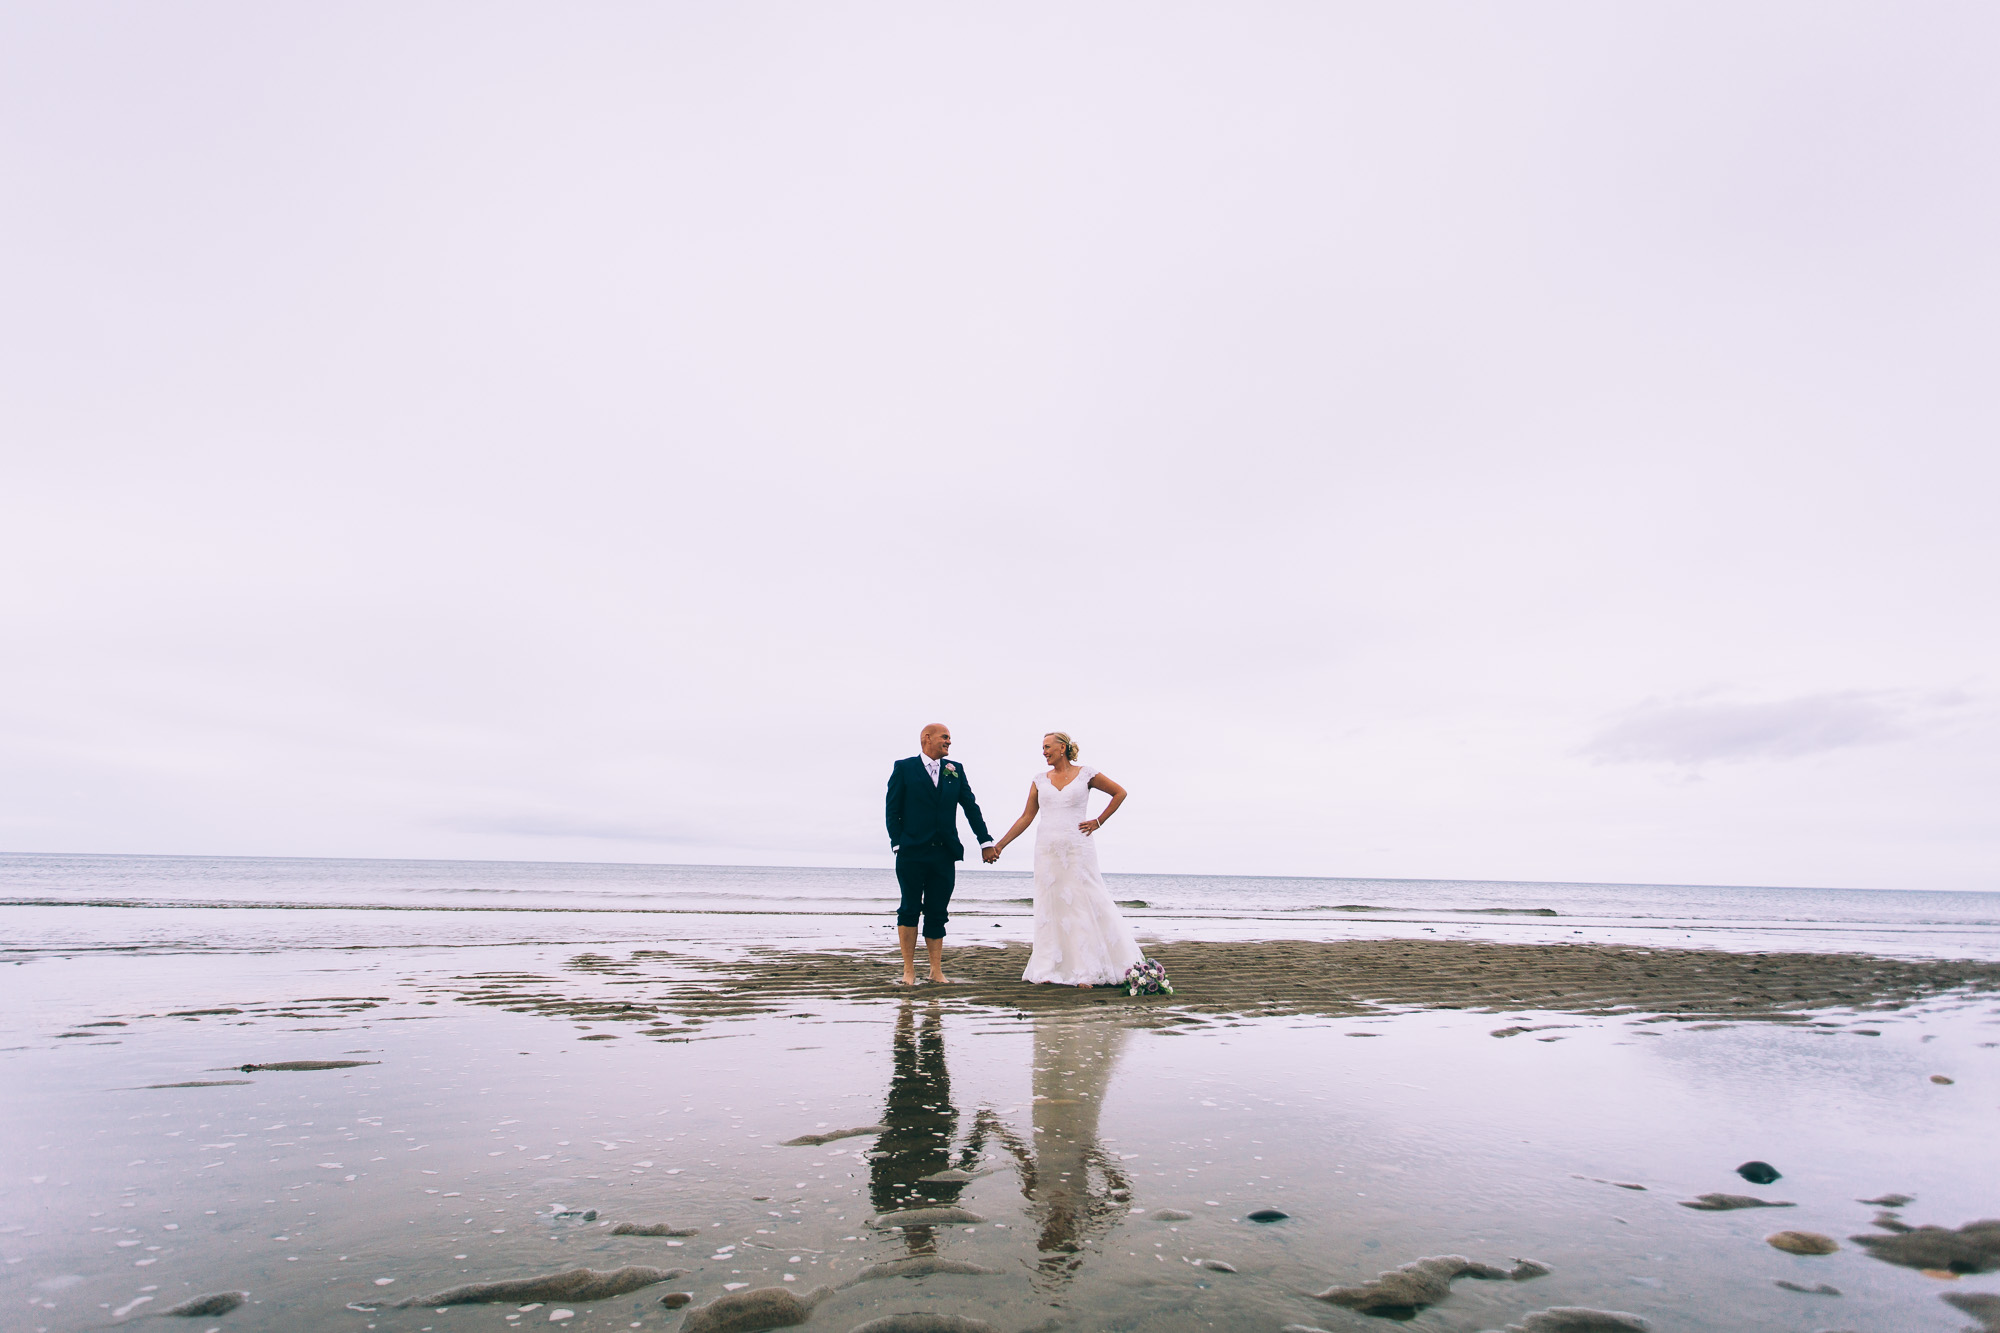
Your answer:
[3,3,1994,892]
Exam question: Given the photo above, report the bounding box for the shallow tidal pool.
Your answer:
[4,944,1999,1332]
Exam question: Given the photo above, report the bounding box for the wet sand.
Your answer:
[432,937,2000,1030]
[6,936,1999,1333]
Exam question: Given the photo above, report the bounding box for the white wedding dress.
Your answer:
[1022,767,1143,986]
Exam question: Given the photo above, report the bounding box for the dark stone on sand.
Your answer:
[1872,1211,1915,1233]
[396,1264,684,1307]
[148,1080,254,1088]
[1680,1193,1795,1211]
[870,1206,986,1227]
[1767,1231,1839,1255]
[1510,1259,1551,1280]
[783,1125,887,1147]
[1196,1259,1237,1272]
[1116,900,1150,908]
[1944,1292,2000,1333]
[1736,1161,1782,1185]
[847,1316,1001,1333]
[1773,1280,1841,1295]
[1486,1310,1650,1333]
[658,1292,693,1309]
[1247,1209,1289,1222]
[1491,1027,1530,1038]
[1850,1219,2000,1274]
[1932,1074,1956,1084]
[682,1285,831,1333]
[163,1291,246,1316]
[1312,1255,1514,1314]
[1152,1209,1194,1221]
[849,1256,1000,1282]
[237,1060,378,1072]
[1860,1193,1916,1207]
[609,1222,700,1237]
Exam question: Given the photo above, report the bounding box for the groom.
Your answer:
[885,723,996,985]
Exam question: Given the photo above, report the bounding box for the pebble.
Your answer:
[1312,1255,1516,1313]
[1943,1292,2000,1333]
[1851,1219,2000,1274]
[658,1293,692,1309]
[236,1060,378,1072]
[1773,1280,1841,1295]
[397,1265,685,1307]
[681,1286,830,1333]
[1151,1209,1194,1221]
[782,1126,887,1147]
[1246,1209,1289,1223]
[1931,1075,1955,1085]
[1767,1231,1840,1256]
[849,1257,1000,1283]
[162,1291,246,1316]
[1736,1161,1782,1185]
[1486,1310,1650,1332]
[846,1316,1001,1333]
[1859,1193,1915,1207]
[1679,1193,1795,1211]
[869,1207,986,1228]
[146,1080,253,1089]
[1194,1259,1237,1273]
[609,1223,700,1237]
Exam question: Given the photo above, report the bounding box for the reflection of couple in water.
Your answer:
[885,723,1142,989]
[870,1001,1132,1285]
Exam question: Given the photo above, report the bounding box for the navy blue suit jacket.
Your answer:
[885,756,993,861]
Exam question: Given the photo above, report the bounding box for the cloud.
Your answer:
[1582,691,1950,767]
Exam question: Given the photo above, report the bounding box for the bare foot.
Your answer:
[930,975,951,985]
[898,972,917,986]
[1075,982,1092,989]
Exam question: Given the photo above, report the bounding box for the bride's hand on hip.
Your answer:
[1078,819,1102,835]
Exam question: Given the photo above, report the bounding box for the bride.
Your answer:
[990,732,1143,987]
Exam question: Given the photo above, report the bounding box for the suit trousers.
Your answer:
[895,848,956,939]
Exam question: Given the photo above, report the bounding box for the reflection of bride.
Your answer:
[987,1013,1134,1285]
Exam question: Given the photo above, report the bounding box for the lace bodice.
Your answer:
[1034,767,1095,843]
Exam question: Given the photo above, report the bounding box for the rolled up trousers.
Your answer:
[895,848,956,940]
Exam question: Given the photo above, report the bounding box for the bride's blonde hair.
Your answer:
[1046,731,1079,763]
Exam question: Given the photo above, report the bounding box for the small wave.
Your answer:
[1451,907,1560,917]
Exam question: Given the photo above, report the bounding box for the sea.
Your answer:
[4,851,1997,961]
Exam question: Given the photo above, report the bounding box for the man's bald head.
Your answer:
[920,724,952,760]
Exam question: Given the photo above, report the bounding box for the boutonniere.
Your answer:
[943,763,958,780]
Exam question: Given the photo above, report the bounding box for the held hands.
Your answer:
[982,845,1001,864]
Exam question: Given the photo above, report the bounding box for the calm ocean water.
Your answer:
[4,852,1997,959]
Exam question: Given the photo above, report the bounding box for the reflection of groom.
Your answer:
[885,723,995,985]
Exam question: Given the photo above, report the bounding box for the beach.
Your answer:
[6,856,2000,1332]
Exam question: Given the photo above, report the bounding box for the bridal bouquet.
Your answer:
[1122,957,1173,997]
